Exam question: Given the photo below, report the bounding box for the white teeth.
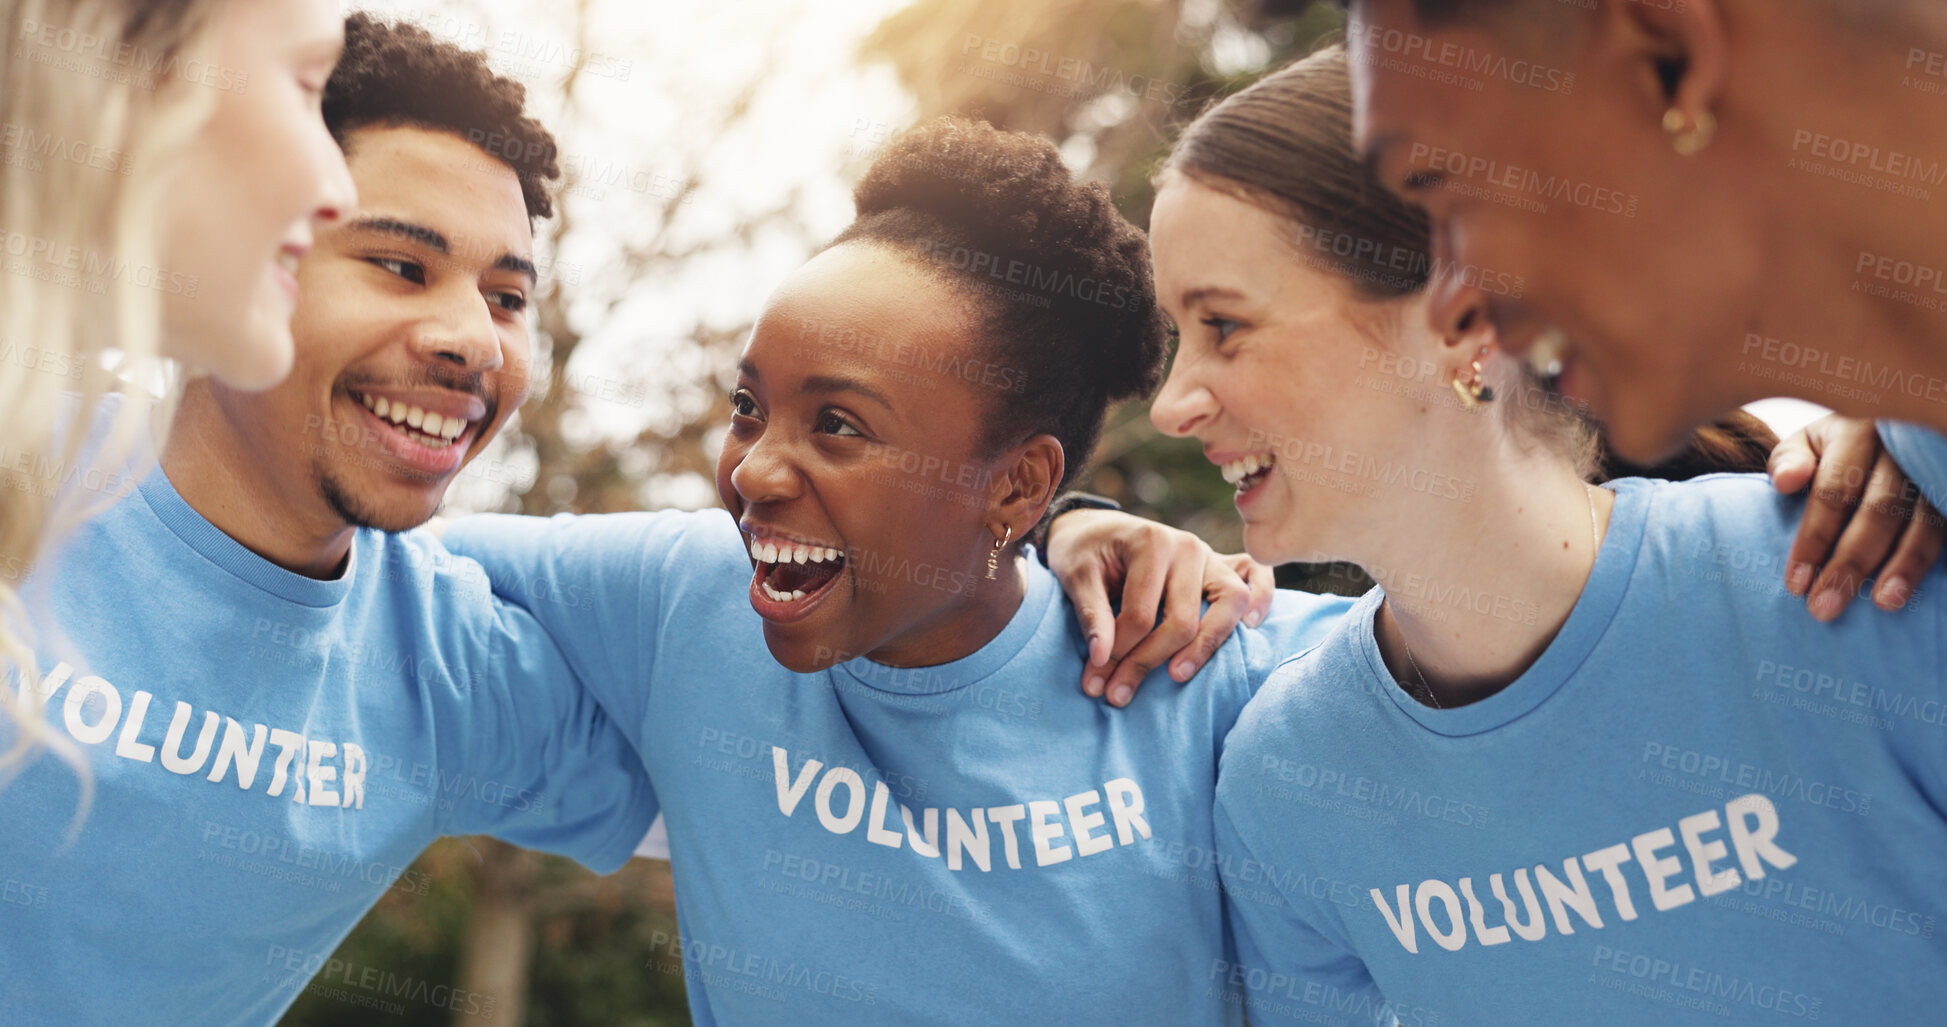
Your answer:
[1220,452,1277,486]
[758,581,809,603]
[355,393,471,446]
[276,250,300,274]
[746,538,846,566]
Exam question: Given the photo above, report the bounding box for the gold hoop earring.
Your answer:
[1662,107,1717,157]
[985,525,1012,580]
[1451,350,1495,411]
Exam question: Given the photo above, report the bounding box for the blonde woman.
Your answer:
[1,0,354,780]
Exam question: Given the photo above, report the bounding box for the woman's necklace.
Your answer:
[1395,485,1599,710]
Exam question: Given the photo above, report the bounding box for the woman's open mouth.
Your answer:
[745,533,848,623]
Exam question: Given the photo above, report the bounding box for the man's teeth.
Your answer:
[1220,452,1277,486]
[356,392,470,444]
[751,541,843,565]
[275,251,300,275]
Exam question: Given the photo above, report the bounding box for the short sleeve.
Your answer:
[436,597,657,874]
[1215,803,1392,1027]
[443,510,699,734]
[1239,589,1357,695]
[1878,421,1947,511]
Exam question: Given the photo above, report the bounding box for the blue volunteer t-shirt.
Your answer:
[1879,420,1947,511]
[443,509,1351,1026]
[0,470,657,1027]
[1213,475,1947,1026]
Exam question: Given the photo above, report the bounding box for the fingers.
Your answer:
[1785,418,1881,598]
[1228,553,1275,629]
[1767,426,1819,496]
[1108,528,1171,664]
[1869,496,1944,612]
[1805,451,1915,622]
[1159,555,1253,687]
[1100,542,1207,705]
[1064,563,1118,697]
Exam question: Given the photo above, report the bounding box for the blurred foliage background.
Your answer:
[285,0,1350,1023]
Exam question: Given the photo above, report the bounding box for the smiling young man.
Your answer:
[0,17,655,1025]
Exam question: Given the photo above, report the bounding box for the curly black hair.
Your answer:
[829,118,1169,493]
[322,13,559,221]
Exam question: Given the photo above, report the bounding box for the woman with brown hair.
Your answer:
[1147,46,1947,1023]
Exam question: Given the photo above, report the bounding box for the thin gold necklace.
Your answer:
[1396,485,1599,710]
